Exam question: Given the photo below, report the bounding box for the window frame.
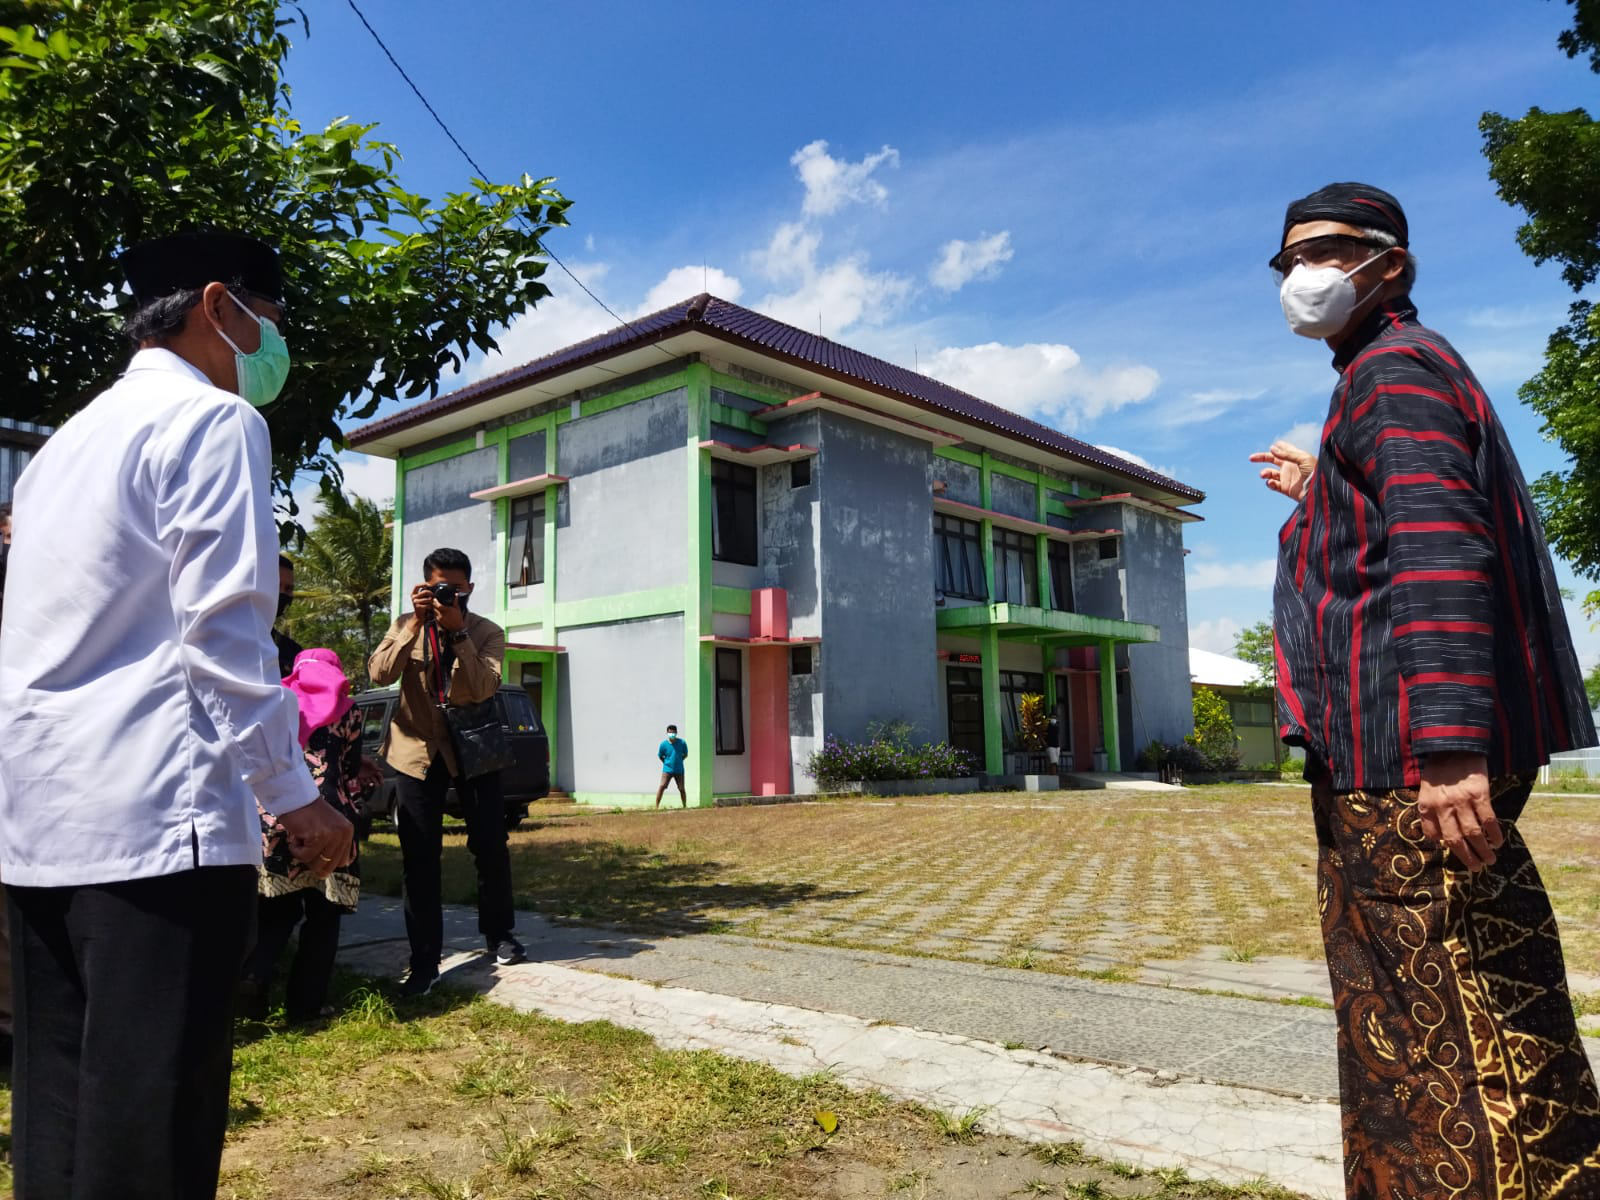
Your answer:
[711,459,759,566]
[992,527,1039,607]
[935,514,987,600]
[507,493,546,587]
[714,648,746,755]
[1048,541,1075,612]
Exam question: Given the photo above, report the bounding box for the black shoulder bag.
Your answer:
[425,621,514,779]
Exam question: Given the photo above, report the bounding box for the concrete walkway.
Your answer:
[333,899,1600,1199]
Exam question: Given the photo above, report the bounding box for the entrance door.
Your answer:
[945,667,986,767]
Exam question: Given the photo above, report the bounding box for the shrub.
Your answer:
[1187,687,1242,771]
[807,724,978,789]
[1018,693,1049,751]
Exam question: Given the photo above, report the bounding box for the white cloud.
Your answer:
[1161,387,1265,428]
[339,452,396,504]
[1186,557,1278,591]
[1188,617,1245,656]
[921,342,1159,431]
[752,220,910,335]
[1094,444,1153,471]
[929,231,1014,292]
[463,262,618,383]
[791,139,899,217]
[1277,421,1323,452]
[638,265,743,311]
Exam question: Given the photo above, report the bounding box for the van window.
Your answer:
[359,702,388,746]
[500,688,542,733]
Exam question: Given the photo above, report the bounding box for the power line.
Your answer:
[343,0,666,352]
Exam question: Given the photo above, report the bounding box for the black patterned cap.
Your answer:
[1283,183,1407,248]
[121,231,282,304]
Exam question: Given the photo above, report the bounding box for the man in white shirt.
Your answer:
[0,232,353,1200]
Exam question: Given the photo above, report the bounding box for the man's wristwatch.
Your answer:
[448,628,470,644]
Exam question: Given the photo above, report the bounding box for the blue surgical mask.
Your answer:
[215,291,290,407]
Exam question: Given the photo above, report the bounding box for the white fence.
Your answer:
[1540,748,1600,784]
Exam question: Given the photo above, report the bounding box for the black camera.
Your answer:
[427,582,459,608]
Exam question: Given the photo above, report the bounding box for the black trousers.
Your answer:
[242,890,343,1021]
[8,866,257,1200]
[395,756,514,974]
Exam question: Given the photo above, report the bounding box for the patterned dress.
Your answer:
[258,705,364,911]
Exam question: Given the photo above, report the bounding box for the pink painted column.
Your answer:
[748,588,792,796]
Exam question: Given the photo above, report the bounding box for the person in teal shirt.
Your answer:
[655,724,688,809]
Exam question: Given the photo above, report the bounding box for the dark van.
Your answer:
[353,685,550,831]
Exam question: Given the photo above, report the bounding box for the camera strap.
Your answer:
[422,621,450,707]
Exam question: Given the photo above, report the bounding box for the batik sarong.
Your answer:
[1316,776,1600,1198]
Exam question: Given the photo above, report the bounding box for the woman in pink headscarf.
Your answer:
[239,648,379,1022]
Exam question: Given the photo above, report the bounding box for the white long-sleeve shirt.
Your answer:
[0,348,316,886]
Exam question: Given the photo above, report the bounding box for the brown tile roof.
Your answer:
[348,294,1202,502]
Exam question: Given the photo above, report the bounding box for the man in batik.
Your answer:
[1254,182,1600,1197]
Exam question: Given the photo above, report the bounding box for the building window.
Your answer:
[506,494,545,586]
[935,514,986,600]
[1048,542,1074,612]
[1228,697,1274,726]
[1098,536,1119,561]
[790,458,812,488]
[992,528,1039,606]
[715,648,745,754]
[999,670,1046,748]
[790,645,813,675]
[945,666,985,766]
[712,459,758,565]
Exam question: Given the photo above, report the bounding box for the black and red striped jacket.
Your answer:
[1273,297,1594,792]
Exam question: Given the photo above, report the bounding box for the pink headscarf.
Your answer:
[283,647,354,749]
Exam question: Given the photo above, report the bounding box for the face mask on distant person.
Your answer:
[276,592,292,623]
[214,291,290,407]
[1278,249,1390,339]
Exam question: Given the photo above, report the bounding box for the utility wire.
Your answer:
[344,0,670,353]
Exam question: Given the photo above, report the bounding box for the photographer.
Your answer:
[368,548,523,995]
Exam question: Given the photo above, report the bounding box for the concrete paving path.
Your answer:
[333,898,1599,1198]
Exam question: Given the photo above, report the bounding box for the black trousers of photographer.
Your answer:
[395,755,515,975]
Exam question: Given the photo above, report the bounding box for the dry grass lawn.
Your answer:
[212,974,1303,1200]
[363,786,1600,992]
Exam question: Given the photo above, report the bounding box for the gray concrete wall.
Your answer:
[556,614,684,795]
[989,473,1036,521]
[1117,506,1194,756]
[400,447,498,596]
[814,412,941,743]
[1070,511,1127,624]
[555,388,688,602]
[939,459,981,507]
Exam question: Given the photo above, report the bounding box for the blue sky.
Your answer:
[284,0,1600,666]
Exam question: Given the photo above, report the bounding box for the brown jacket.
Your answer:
[368,611,505,781]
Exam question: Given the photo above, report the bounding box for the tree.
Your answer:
[1232,620,1276,694]
[0,1,570,522]
[282,488,392,691]
[1186,687,1241,772]
[1481,0,1600,607]
[1586,660,1600,710]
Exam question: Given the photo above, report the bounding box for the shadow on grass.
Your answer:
[360,834,861,934]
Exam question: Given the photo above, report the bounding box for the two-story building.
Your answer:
[348,294,1204,806]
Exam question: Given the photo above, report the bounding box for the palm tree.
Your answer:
[284,489,393,689]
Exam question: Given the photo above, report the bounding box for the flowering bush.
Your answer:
[807,724,978,789]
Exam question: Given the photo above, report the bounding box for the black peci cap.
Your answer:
[1282,183,1408,249]
[120,231,283,305]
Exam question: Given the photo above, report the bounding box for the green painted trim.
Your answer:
[686,362,716,810]
[1043,645,1058,712]
[982,625,1003,775]
[543,654,560,780]
[935,445,983,468]
[554,587,688,629]
[570,371,690,424]
[1044,499,1074,518]
[505,411,558,440]
[712,586,753,616]
[707,369,795,407]
[935,603,1158,643]
[389,464,406,618]
[1100,638,1121,772]
[709,403,768,436]
[979,458,993,509]
[988,458,1037,485]
[399,436,480,471]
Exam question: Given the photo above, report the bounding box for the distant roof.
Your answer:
[1189,646,1263,689]
[349,294,1202,503]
